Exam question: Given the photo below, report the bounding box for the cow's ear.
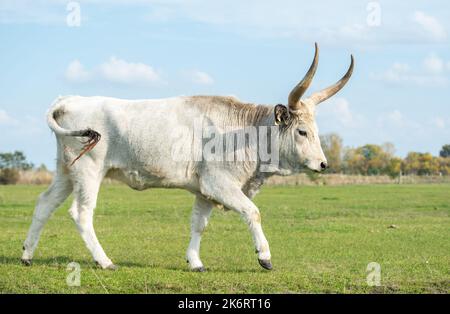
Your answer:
[274,104,289,125]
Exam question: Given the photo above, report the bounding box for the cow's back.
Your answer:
[54,95,200,190]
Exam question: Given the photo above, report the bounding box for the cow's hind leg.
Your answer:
[200,175,272,270]
[69,171,115,270]
[22,172,73,265]
[186,195,213,272]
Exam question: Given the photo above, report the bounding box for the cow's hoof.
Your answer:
[105,264,118,271]
[191,266,206,272]
[96,261,118,271]
[258,259,273,270]
[21,259,32,266]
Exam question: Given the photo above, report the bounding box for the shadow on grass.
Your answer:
[117,260,262,273]
[1,255,269,275]
[0,255,75,267]
[161,264,265,274]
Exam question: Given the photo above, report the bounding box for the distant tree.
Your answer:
[0,151,34,185]
[36,164,48,171]
[0,168,20,185]
[386,157,403,178]
[403,152,420,175]
[438,157,450,175]
[320,133,343,173]
[342,143,398,176]
[439,145,450,158]
[403,152,440,175]
[0,151,34,170]
[342,147,365,174]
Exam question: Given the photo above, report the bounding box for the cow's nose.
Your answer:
[320,162,328,170]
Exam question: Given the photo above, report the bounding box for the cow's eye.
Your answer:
[298,129,307,137]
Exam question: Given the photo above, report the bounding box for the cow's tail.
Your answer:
[47,97,101,166]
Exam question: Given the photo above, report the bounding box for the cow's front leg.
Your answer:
[186,195,213,272]
[200,176,272,270]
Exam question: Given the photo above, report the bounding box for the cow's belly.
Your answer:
[105,165,199,191]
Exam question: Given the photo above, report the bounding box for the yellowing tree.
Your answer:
[342,143,398,176]
[403,152,440,175]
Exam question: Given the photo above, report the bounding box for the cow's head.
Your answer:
[275,43,354,173]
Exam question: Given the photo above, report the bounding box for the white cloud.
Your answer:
[378,62,410,82]
[0,109,44,132]
[412,11,447,41]
[187,70,214,85]
[0,0,63,25]
[376,110,424,140]
[423,53,445,74]
[65,60,90,82]
[385,110,406,127]
[0,109,17,125]
[64,57,163,85]
[145,2,448,45]
[317,97,364,128]
[3,1,449,46]
[98,56,162,84]
[372,56,450,87]
[0,110,42,136]
[433,117,446,129]
[375,110,450,136]
[373,110,427,152]
[145,6,175,23]
[331,98,354,125]
[138,3,449,45]
[335,24,369,42]
[65,57,216,87]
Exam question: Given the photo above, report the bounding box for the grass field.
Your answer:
[0,184,449,293]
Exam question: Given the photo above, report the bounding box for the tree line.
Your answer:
[0,151,37,184]
[1,140,450,184]
[320,134,450,177]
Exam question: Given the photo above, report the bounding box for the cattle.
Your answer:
[21,43,353,271]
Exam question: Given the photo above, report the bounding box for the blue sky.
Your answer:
[1,0,450,169]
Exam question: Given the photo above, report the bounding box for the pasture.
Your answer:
[0,184,449,293]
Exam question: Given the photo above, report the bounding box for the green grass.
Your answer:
[0,184,449,293]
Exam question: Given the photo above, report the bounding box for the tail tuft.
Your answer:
[70,128,102,166]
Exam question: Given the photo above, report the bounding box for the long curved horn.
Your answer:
[308,55,354,105]
[288,43,319,111]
